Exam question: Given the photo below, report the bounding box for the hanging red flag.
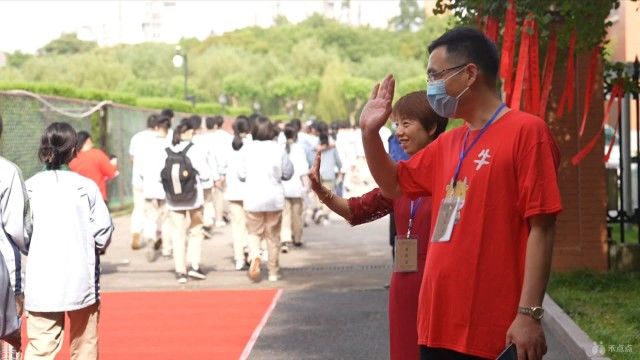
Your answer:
[604,83,624,163]
[578,46,601,137]
[538,32,558,119]
[528,18,541,114]
[499,0,517,104]
[485,16,499,43]
[556,30,577,119]
[571,82,623,166]
[510,16,533,110]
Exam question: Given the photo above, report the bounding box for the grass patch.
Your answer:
[609,223,640,244]
[547,271,640,359]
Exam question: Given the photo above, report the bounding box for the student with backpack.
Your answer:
[238,116,293,282]
[161,122,211,284]
[24,122,113,360]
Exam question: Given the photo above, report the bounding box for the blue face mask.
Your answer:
[426,67,469,118]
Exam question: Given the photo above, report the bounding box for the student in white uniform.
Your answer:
[129,114,158,249]
[208,116,233,228]
[238,116,293,282]
[192,116,222,235]
[0,114,32,353]
[24,122,113,360]
[225,116,251,270]
[280,124,309,251]
[164,123,211,284]
[140,115,173,262]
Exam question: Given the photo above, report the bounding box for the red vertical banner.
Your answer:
[571,82,623,166]
[510,17,532,110]
[578,46,601,137]
[528,18,541,114]
[499,0,517,104]
[539,32,558,118]
[556,29,577,119]
[485,16,499,43]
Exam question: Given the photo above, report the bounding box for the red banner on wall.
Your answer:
[556,30,577,119]
[538,32,558,118]
[578,46,601,137]
[499,0,517,104]
[484,16,499,43]
[510,16,533,110]
[571,82,623,166]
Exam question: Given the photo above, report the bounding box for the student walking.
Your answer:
[24,122,113,360]
[239,116,293,282]
[162,122,211,284]
[280,123,309,250]
[225,116,251,270]
[69,131,118,201]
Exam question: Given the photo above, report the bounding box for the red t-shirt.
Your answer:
[348,188,432,360]
[69,148,117,200]
[397,110,562,358]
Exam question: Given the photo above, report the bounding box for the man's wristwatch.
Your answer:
[518,306,544,320]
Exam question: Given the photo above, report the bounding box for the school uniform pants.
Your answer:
[281,198,303,245]
[25,302,100,360]
[169,207,204,274]
[202,187,215,228]
[213,186,227,224]
[130,186,145,235]
[228,201,248,262]
[143,198,172,255]
[246,211,282,275]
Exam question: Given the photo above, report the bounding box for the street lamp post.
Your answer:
[218,94,228,114]
[173,45,195,107]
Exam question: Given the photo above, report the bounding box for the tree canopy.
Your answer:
[1,13,449,121]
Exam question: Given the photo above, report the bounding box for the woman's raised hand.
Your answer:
[359,74,395,134]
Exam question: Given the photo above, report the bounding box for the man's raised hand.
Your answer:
[359,74,395,134]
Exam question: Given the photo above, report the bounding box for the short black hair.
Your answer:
[76,131,92,150]
[161,108,174,119]
[147,114,158,128]
[205,117,215,130]
[428,27,499,85]
[319,133,329,146]
[156,115,171,130]
[39,122,77,170]
[188,115,202,130]
[251,116,275,141]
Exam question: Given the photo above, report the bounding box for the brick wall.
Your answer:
[546,51,608,272]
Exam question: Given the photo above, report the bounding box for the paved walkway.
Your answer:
[101,214,573,359]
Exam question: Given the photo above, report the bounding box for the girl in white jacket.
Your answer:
[165,122,211,284]
[24,122,113,360]
[239,116,293,282]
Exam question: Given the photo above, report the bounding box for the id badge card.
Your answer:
[394,237,418,272]
[431,197,459,242]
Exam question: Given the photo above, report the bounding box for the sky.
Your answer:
[0,0,401,54]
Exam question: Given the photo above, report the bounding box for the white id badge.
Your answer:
[431,197,459,242]
[394,237,418,272]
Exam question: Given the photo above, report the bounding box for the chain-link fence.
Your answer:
[0,92,152,210]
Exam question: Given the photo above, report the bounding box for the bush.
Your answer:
[194,103,223,115]
[225,106,252,116]
[136,97,194,112]
[0,81,136,105]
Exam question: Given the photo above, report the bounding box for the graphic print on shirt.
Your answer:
[474,149,491,170]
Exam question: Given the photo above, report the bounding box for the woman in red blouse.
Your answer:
[309,91,447,360]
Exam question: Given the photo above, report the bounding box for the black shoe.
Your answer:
[293,241,303,248]
[187,266,206,280]
[281,243,290,254]
[176,273,188,284]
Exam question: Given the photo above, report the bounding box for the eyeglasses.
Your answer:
[427,64,468,82]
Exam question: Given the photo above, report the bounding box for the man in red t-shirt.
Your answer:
[69,131,118,200]
[359,27,561,360]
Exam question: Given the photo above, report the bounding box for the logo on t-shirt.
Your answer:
[474,149,491,170]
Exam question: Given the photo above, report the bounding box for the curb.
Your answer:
[543,294,610,360]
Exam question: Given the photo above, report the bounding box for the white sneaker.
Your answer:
[215,220,226,228]
[235,260,246,271]
[268,274,280,282]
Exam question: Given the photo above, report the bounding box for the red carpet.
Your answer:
[20,289,281,359]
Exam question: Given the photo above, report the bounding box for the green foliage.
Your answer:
[1,15,452,120]
[194,103,223,115]
[38,33,97,55]
[396,76,427,97]
[136,97,194,112]
[548,271,640,360]
[433,0,621,52]
[0,82,136,104]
